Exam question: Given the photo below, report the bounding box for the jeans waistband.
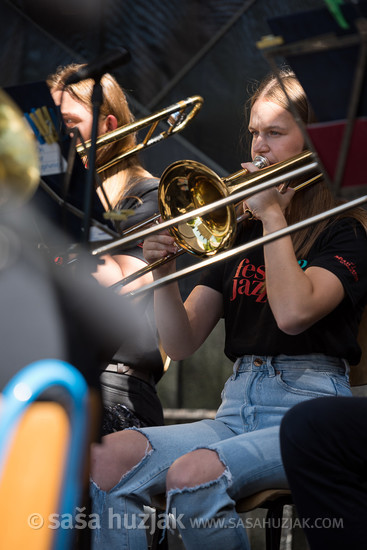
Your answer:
[234,354,349,376]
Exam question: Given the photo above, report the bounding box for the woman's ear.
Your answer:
[105,114,118,132]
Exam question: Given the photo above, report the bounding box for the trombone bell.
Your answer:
[159,160,236,256]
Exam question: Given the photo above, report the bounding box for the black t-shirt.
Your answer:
[112,177,159,262]
[107,177,164,382]
[198,217,367,365]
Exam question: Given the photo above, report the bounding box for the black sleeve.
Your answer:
[111,178,159,261]
[309,218,367,307]
[114,178,159,234]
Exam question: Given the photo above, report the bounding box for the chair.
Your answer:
[0,359,89,550]
[235,490,293,550]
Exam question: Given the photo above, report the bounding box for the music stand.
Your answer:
[4,81,118,255]
[260,1,367,195]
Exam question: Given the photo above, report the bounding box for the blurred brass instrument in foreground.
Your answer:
[76,95,204,173]
[0,89,40,205]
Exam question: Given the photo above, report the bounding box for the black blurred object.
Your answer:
[64,47,131,85]
[62,48,131,243]
[0,202,147,394]
[10,0,104,34]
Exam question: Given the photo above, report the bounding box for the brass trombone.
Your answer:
[93,150,321,256]
[92,150,323,289]
[76,95,204,173]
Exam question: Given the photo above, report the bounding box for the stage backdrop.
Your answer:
[0,0,326,178]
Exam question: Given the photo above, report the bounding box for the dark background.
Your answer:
[1,0,329,180]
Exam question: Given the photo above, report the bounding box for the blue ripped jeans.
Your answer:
[91,354,351,550]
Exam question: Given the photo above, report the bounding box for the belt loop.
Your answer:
[343,358,350,376]
[267,357,276,377]
[233,357,242,379]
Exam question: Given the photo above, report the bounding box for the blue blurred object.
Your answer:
[0,359,89,550]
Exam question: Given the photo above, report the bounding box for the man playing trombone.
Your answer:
[90,68,367,549]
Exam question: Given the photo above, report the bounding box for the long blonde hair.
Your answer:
[47,64,149,210]
[248,68,367,257]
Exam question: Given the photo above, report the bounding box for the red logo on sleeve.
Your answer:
[334,255,358,282]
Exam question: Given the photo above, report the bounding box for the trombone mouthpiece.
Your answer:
[253,155,269,168]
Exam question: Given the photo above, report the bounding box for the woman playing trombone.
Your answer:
[48,65,166,436]
[90,68,367,549]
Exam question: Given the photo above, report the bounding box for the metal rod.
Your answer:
[146,0,257,111]
[38,179,118,238]
[333,20,367,193]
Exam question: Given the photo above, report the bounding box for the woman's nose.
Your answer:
[252,135,269,155]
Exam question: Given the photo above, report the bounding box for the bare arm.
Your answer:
[242,167,345,334]
[143,231,223,360]
[92,253,153,295]
[260,206,344,334]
